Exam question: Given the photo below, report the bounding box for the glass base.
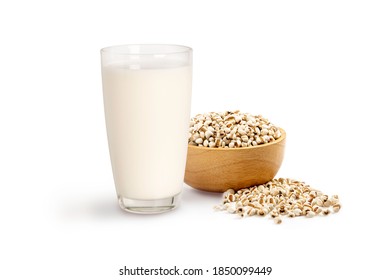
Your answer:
[118,193,180,214]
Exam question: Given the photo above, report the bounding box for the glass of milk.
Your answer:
[101,44,192,214]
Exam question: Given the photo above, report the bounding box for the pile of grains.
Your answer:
[216,178,341,224]
[188,110,281,148]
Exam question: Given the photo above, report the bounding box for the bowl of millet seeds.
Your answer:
[184,110,286,192]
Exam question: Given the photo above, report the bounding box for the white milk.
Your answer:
[102,63,192,200]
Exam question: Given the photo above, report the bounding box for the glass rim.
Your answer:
[100,44,192,56]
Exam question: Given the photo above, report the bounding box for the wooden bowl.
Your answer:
[184,128,286,192]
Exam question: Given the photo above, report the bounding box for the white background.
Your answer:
[1,0,390,279]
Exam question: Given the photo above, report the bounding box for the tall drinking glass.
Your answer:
[101,44,192,213]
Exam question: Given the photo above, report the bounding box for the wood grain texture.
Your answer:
[184,129,286,192]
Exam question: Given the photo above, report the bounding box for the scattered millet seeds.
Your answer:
[188,110,281,148]
[215,178,341,224]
